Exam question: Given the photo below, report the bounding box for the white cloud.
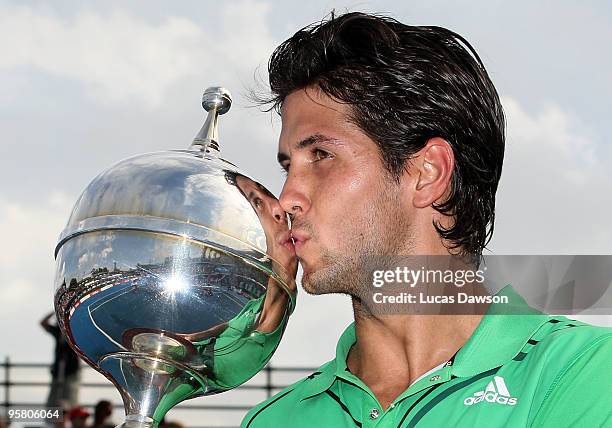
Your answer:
[0,191,75,360]
[219,1,276,69]
[501,97,597,184]
[0,191,72,273]
[491,96,612,254]
[0,1,275,108]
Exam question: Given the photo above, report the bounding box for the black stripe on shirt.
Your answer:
[513,352,527,361]
[325,390,362,427]
[399,366,502,427]
[245,388,295,428]
[395,383,444,427]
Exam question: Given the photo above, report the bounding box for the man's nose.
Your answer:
[279,177,311,222]
[269,199,287,224]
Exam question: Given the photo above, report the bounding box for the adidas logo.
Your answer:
[463,376,518,406]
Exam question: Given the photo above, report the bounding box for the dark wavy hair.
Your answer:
[260,11,505,262]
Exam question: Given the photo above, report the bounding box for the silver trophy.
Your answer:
[53,87,297,428]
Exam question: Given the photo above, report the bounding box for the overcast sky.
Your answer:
[1,1,611,426]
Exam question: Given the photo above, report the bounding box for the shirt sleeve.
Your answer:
[530,334,612,427]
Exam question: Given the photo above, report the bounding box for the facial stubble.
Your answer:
[302,180,414,302]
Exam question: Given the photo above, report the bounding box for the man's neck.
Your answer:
[346,294,486,410]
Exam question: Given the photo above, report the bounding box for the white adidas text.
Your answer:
[464,376,518,406]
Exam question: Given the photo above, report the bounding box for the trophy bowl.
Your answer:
[53,87,297,428]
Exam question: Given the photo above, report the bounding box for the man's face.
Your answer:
[235,175,297,278]
[235,175,291,250]
[277,87,415,297]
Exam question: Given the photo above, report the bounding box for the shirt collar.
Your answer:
[299,284,550,399]
[450,284,549,377]
[298,324,356,401]
[334,322,356,374]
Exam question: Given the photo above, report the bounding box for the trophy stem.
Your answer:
[117,414,156,428]
[99,353,207,428]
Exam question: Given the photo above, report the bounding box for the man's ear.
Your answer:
[412,137,454,208]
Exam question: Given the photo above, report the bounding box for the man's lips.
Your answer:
[290,230,310,249]
[278,231,296,252]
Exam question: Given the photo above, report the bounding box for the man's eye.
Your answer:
[280,163,290,177]
[313,148,332,161]
[253,198,263,209]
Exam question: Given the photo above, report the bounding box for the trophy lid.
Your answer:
[56,87,271,262]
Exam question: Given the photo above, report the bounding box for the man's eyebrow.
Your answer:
[277,134,339,164]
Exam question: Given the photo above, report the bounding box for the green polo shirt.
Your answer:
[241,285,612,427]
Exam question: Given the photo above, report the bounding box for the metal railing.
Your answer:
[1,356,317,428]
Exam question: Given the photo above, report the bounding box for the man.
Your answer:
[67,407,89,428]
[241,12,612,427]
[41,312,81,409]
[90,400,114,428]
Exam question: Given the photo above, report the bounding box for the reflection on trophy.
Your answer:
[53,87,297,428]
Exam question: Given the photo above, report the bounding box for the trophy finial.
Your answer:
[202,86,232,114]
[191,87,233,154]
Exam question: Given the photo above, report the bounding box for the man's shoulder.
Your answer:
[528,316,612,426]
[525,315,612,396]
[240,360,335,428]
[534,315,612,356]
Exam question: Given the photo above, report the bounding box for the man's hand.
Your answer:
[40,311,56,333]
